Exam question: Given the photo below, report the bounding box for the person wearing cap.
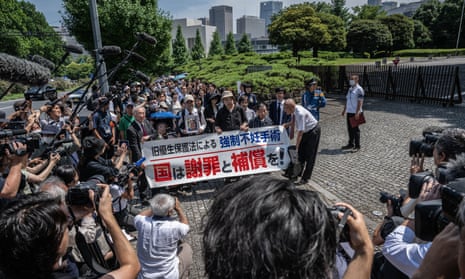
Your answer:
[92,97,116,158]
[215,91,248,134]
[118,101,135,140]
[269,87,291,126]
[238,83,258,110]
[176,94,207,137]
[302,78,326,121]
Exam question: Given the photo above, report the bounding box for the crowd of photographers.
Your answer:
[1,74,465,279]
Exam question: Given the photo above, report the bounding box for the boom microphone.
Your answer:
[97,46,121,56]
[125,50,146,63]
[31,55,55,70]
[0,53,50,86]
[136,32,157,45]
[64,44,84,54]
[135,70,150,83]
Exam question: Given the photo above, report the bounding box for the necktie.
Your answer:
[278,102,283,125]
[141,123,147,136]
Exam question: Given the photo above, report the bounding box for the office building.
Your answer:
[237,16,266,38]
[209,5,233,41]
[172,18,216,56]
[260,1,283,27]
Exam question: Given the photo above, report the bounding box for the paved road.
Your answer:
[178,93,465,279]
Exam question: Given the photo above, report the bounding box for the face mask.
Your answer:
[349,80,355,86]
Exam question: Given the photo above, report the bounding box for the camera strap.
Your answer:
[338,209,351,231]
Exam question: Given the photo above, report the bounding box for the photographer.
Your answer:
[0,184,140,279]
[379,128,465,277]
[78,136,127,183]
[0,142,28,201]
[203,175,373,279]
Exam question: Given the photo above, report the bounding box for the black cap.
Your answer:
[305,78,318,87]
[242,82,252,88]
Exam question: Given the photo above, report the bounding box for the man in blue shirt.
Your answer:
[301,78,326,121]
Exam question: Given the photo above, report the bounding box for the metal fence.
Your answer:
[294,64,463,106]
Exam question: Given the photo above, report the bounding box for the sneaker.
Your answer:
[341,144,354,150]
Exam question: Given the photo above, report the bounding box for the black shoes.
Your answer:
[352,146,361,152]
[341,144,354,150]
[295,179,309,185]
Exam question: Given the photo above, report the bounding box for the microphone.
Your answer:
[136,32,157,45]
[31,55,55,70]
[0,53,51,86]
[64,44,84,54]
[135,70,150,83]
[97,45,121,56]
[125,50,146,63]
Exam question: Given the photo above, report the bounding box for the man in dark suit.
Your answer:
[127,106,156,163]
[269,87,291,126]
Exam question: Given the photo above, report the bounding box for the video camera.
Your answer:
[415,178,465,241]
[408,171,434,198]
[409,130,442,157]
[0,133,40,156]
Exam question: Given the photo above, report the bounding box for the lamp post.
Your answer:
[455,0,465,55]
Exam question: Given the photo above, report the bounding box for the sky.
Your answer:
[29,0,418,27]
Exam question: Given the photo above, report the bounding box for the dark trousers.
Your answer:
[298,124,321,180]
[346,113,360,148]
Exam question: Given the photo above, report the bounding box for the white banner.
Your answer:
[142,126,291,188]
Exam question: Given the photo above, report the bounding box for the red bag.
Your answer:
[349,113,366,128]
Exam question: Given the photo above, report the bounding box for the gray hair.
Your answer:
[150,194,175,217]
[40,176,67,202]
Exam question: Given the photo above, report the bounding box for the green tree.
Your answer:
[0,1,64,63]
[431,0,465,48]
[172,25,189,67]
[237,33,253,53]
[209,31,224,56]
[62,0,172,76]
[191,29,205,61]
[413,20,432,48]
[331,0,350,26]
[268,3,331,57]
[224,32,237,55]
[379,14,415,50]
[319,13,347,51]
[351,5,387,21]
[347,19,393,57]
[413,0,441,30]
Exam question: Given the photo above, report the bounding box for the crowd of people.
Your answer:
[1,72,465,279]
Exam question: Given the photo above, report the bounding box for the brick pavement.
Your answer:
[175,94,465,279]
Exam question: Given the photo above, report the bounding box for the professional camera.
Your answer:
[0,134,40,156]
[408,171,434,198]
[379,191,404,217]
[415,178,465,241]
[329,206,352,242]
[409,131,442,157]
[66,180,101,206]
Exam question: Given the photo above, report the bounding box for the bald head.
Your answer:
[284,99,296,114]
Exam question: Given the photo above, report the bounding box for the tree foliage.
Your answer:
[268,3,330,57]
[62,0,172,77]
[0,0,64,62]
[351,5,387,21]
[379,14,415,50]
[208,31,224,56]
[413,0,441,30]
[331,0,351,27]
[172,25,188,67]
[319,13,347,51]
[224,32,237,55]
[413,20,432,48]
[191,29,205,60]
[432,0,465,48]
[237,33,253,53]
[347,19,393,57]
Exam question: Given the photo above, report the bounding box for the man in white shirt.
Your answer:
[135,194,192,279]
[341,74,364,152]
[283,98,321,185]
